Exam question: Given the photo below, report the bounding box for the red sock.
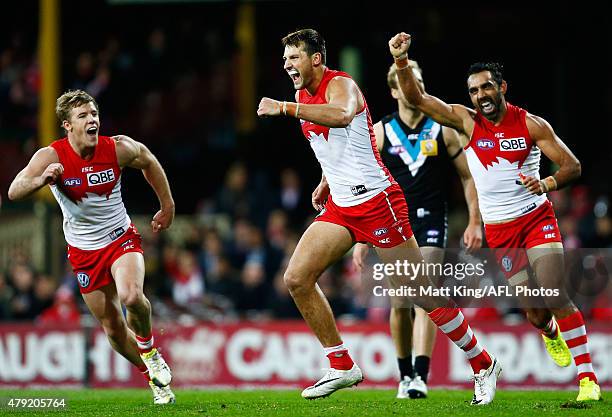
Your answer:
[557,311,598,383]
[324,344,354,370]
[136,333,154,354]
[428,307,492,373]
[138,364,151,382]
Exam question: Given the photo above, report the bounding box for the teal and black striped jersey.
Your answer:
[380,112,451,213]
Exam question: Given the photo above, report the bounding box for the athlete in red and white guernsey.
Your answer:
[8,90,176,405]
[389,32,601,402]
[258,29,498,404]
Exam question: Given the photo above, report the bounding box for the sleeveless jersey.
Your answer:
[298,68,392,207]
[49,136,131,250]
[464,103,546,222]
[380,112,450,211]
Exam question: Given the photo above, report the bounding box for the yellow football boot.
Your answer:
[542,327,571,367]
[576,377,602,401]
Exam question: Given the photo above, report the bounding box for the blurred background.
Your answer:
[0,0,610,389]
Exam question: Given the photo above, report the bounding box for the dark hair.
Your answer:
[282,29,326,64]
[468,62,504,86]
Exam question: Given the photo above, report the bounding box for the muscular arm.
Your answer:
[388,32,475,135]
[8,147,61,200]
[115,135,175,230]
[257,76,361,128]
[524,114,581,192]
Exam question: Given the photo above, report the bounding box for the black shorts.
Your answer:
[409,206,448,248]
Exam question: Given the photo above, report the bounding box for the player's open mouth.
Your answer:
[480,100,495,113]
[288,69,300,82]
[86,126,98,135]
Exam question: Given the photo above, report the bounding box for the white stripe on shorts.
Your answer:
[383,190,407,241]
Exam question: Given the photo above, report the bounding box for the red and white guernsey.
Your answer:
[49,136,130,250]
[465,103,547,223]
[298,68,392,207]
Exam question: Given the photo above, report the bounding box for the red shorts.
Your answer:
[67,224,144,294]
[315,183,413,248]
[484,200,562,279]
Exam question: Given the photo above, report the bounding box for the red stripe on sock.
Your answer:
[469,350,492,374]
[447,320,470,342]
[574,353,592,366]
[135,334,153,343]
[427,307,459,327]
[464,335,478,352]
[556,311,583,331]
[566,335,588,349]
[578,372,597,384]
[138,364,151,382]
[327,349,354,371]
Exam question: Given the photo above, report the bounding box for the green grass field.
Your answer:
[0,389,608,416]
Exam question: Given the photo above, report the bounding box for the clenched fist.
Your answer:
[389,32,412,58]
[257,97,282,117]
[151,206,175,233]
[311,180,330,211]
[41,163,64,185]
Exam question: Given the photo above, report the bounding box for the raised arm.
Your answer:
[257,76,361,128]
[520,114,581,195]
[388,33,475,135]
[115,135,175,232]
[8,147,62,201]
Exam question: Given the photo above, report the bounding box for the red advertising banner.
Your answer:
[0,320,610,389]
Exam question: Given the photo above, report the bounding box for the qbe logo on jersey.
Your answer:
[499,137,527,151]
[87,168,115,186]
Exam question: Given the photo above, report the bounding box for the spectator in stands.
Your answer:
[38,285,81,324]
[0,272,13,319]
[8,262,36,320]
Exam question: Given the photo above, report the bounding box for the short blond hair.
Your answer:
[387,60,422,90]
[55,90,98,124]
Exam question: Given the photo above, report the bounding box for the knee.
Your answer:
[118,287,145,309]
[283,268,315,296]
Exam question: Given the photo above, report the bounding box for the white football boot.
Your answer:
[396,376,412,399]
[141,348,172,387]
[470,354,502,405]
[149,381,176,405]
[301,364,363,399]
[408,375,428,399]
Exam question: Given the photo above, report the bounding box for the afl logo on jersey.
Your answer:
[64,178,82,187]
[388,145,405,155]
[476,139,495,150]
[87,168,115,186]
[76,272,90,288]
